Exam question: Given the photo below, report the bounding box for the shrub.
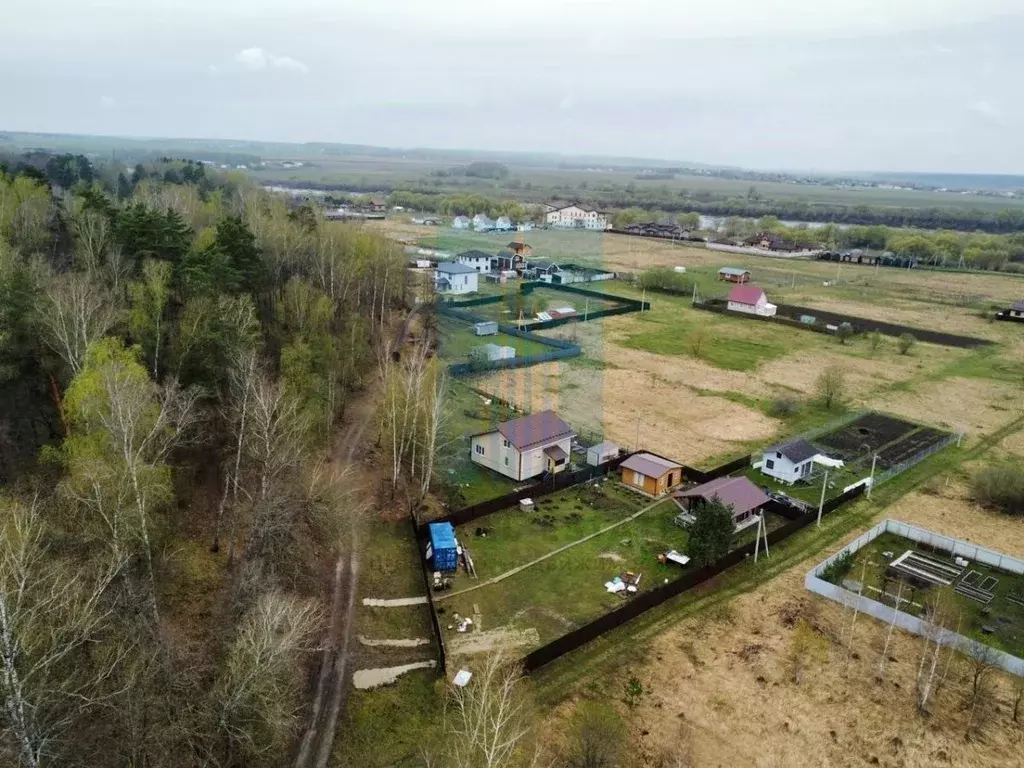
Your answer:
[768,396,802,418]
[821,551,855,584]
[971,463,1024,515]
[687,326,711,358]
[637,266,691,295]
[836,322,854,344]
[897,333,916,355]
[562,702,627,768]
[867,330,884,352]
[622,675,645,709]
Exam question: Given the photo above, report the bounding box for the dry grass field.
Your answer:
[535,460,1024,768]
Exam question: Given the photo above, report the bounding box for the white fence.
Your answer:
[706,242,824,258]
[805,519,1024,677]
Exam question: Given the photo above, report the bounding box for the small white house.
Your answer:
[759,439,821,484]
[726,284,777,317]
[452,215,470,229]
[471,411,575,481]
[472,213,494,231]
[517,222,533,232]
[586,440,620,466]
[494,216,514,231]
[456,250,492,273]
[434,262,479,295]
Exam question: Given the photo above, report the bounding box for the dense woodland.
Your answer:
[0,152,407,766]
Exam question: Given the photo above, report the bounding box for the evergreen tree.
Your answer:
[685,498,736,566]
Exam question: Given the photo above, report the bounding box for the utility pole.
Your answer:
[584,297,589,322]
[641,287,647,312]
[817,467,830,527]
[754,514,770,562]
[867,454,878,498]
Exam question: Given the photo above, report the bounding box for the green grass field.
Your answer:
[436,317,552,362]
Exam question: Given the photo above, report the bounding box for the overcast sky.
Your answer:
[3,0,1023,173]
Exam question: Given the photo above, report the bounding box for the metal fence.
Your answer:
[872,431,963,488]
[805,519,1024,677]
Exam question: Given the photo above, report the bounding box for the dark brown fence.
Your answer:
[520,483,866,673]
[423,454,630,534]
[683,454,752,484]
[694,299,991,349]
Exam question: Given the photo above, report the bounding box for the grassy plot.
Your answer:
[436,317,553,362]
[451,481,648,583]
[835,530,1024,658]
[356,519,435,645]
[333,669,443,768]
[441,498,686,646]
[617,299,810,371]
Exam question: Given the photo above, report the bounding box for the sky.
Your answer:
[3,0,1024,173]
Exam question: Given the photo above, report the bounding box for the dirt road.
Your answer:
[294,307,422,768]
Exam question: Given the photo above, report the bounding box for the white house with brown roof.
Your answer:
[470,410,576,481]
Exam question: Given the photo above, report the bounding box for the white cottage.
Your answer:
[452,215,470,229]
[470,411,575,481]
[472,213,494,231]
[759,439,821,484]
[434,262,479,295]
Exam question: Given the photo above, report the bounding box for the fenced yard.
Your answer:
[807,520,1024,674]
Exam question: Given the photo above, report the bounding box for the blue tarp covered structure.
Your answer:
[428,522,458,572]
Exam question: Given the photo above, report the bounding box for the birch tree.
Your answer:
[61,338,199,629]
[37,271,116,377]
[0,497,123,768]
[444,652,539,768]
[128,259,173,379]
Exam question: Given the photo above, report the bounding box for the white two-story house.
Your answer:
[455,250,493,273]
[434,262,479,295]
[758,439,821,484]
[545,204,609,230]
[470,410,575,481]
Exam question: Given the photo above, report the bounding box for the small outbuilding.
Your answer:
[474,344,515,362]
[473,321,498,336]
[428,522,458,572]
[586,440,620,466]
[673,476,769,532]
[718,267,751,283]
[726,284,777,317]
[620,453,684,496]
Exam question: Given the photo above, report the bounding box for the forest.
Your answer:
[0,151,407,766]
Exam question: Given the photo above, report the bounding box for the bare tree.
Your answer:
[963,645,1001,739]
[37,271,116,376]
[915,590,957,714]
[70,210,113,274]
[417,362,450,505]
[876,580,905,682]
[444,652,539,768]
[214,591,320,766]
[0,497,124,768]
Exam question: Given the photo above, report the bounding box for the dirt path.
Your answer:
[295,306,423,768]
[435,495,667,602]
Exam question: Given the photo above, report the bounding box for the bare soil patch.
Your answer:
[446,627,541,657]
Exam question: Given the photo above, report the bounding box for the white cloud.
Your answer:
[100,95,116,108]
[208,64,220,75]
[234,47,308,73]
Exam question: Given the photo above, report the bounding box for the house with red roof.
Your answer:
[470,410,576,481]
[726,284,777,317]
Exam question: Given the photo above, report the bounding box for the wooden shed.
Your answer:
[620,453,684,496]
